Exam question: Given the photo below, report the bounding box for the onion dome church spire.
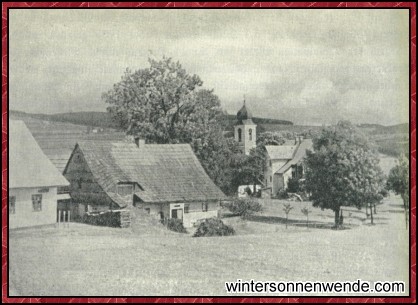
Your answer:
[234,96,257,155]
[236,98,253,124]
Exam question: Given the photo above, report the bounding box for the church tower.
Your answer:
[234,99,257,155]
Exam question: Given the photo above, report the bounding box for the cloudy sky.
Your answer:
[9,9,409,125]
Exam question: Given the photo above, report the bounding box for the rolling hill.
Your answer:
[11,110,293,131]
[10,110,409,158]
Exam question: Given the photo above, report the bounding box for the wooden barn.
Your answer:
[63,140,226,227]
[264,138,313,197]
[9,120,70,229]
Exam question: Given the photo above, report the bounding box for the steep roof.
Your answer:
[68,141,226,204]
[33,132,125,173]
[10,120,69,188]
[236,101,254,124]
[265,145,298,160]
[275,139,313,174]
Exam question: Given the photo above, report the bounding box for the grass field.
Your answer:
[9,194,409,297]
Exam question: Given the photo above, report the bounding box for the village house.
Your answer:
[63,139,226,227]
[9,120,70,229]
[264,137,313,197]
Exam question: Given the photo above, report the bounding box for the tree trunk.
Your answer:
[334,208,340,229]
[402,195,408,230]
[374,204,377,214]
[307,215,309,229]
[286,214,288,229]
[404,199,408,230]
[370,203,374,225]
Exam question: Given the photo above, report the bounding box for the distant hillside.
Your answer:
[10,110,408,157]
[220,114,293,132]
[11,110,119,129]
[225,114,293,126]
[11,110,293,131]
[49,111,118,128]
[370,123,409,135]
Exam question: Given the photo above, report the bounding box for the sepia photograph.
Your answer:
[5,4,413,300]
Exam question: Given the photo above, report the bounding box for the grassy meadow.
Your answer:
[9,194,409,297]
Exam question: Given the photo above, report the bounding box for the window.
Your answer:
[74,154,82,164]
[77,178,82,189]
[249,128,252,141]
[270,176,272,182]
[202,202,208,212]
[9,196,16,214]
[145,208,150,214]
[184,204,190,214]
[238,128,242,142]
[292,166,297,179]
[32,194,42,212]
[117,184,133,197]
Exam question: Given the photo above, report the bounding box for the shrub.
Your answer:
[164,218,188,233]
[193,218,235,237]
[286,177,300,193]
[276,189,288,199]
[82,211,121,227]
[223,198,262,218]
[380,188,389,198]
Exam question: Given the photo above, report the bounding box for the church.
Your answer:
[233,100,312,198]
[234,100,257,155]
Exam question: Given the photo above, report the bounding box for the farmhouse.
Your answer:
[264,138,313,197]
[9,120,70,229]
[63,140,226,227]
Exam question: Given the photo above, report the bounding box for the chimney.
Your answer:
[134,137,145,147]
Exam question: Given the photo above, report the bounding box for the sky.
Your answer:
[9,9,409,125]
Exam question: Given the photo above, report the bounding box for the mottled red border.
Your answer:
[1,1,416,303]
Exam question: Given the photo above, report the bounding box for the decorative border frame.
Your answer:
[1,2,416,303]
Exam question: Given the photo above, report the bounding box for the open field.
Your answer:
[9,195,409,296]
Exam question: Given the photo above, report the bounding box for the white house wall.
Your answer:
[282,170,293,190]
[264,158,289,194]
[140,201,219,228]
[9,187,58,229]
[183,201,219,228]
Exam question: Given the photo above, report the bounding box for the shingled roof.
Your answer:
[67,141,226,204]
[10,120,69,188]
[275,139,313,174]
[265,145,297,160]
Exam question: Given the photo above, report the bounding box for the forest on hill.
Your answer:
[10,110,408,157]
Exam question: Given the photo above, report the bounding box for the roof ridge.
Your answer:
[69,140,224,204]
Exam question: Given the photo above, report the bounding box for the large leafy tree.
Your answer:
[103,57,222,143]
[256,131,286,146]
[387,155,409,228]
[102,57,237,194]
[304,121,385,228]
